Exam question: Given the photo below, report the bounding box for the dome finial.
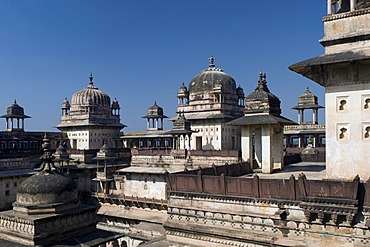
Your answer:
[14,99,17,104]
[89,73,93,85]
[209,56,215,68]
[256,70,269,92]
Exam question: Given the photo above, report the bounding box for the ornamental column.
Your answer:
[350,0,355,11]
[327,0,332,15]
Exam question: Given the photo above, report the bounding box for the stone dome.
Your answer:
[61,98,70,109]
[188,57,237,99]
[292,87,323,110]
[236,85,244,97]
[144,101,167,118]
[16,171,78,206]
[245,72,281,116]
[111,98,120,109]
[1,100,30,118]
[71,73,111,107]
[178,83,188,95]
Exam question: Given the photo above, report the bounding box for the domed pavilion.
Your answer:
[175,56,245,150]
[230,72,295,173]
[56,73,126,157]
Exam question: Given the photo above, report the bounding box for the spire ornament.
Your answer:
[209,56,215,68]
[37,133,57,172]
[89,73,94,86]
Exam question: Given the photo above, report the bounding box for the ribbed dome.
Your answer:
[16,171,78,205]
[188,57,237,96]
[71,73,111,107]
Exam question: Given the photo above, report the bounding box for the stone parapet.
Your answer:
[165,173,370,246]
[0,204,97,246]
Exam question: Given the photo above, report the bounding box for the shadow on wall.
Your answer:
[202,140,215,150]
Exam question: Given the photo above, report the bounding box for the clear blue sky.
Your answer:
[0,1,327,131]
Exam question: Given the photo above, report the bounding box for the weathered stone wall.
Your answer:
[165,193,370,246]
[165,173,370,246]
[120,173,167,200]
[0,175,31,210]
[322,9,370,54]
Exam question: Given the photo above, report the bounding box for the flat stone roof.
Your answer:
[0,169,35,178]
[98,204,168,224]
[242,162,326,180]
[117,166,190,174]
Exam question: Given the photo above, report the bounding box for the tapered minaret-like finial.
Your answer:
[89,73,93,85]
[209,56,215,68]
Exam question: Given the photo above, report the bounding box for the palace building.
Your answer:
[175,56,245,150]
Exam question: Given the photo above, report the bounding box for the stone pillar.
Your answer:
[297,110,301,124]
[254,127,262,168]
[241,126,254,169]
[161,118,163,129]
[301,109,304,123]
[261,125,273,174]
[10,118,13,130]
[327,0,332,15]
[350,0,355,11]
[147,119,150,129]
[188,134,191,150]
[273,125,284,170]
[313,109,318,124]
[5,118,8,130]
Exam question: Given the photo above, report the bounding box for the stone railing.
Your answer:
[93,193,167,209]
[284,124,325,131]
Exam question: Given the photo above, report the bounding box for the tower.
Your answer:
[0,100,30,132]
[290,1,370,179]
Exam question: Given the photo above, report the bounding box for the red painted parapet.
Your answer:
[168,171,360,204]
[298,174,359,200]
